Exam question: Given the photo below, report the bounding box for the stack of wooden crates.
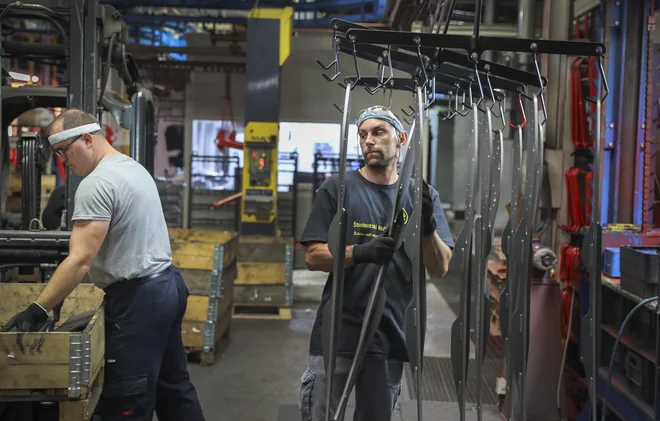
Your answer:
[233,236,295,320]
[0,283,106,421]
[168,228,238,366]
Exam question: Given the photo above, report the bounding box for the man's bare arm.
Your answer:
[422,232,452,278]
[305,242,357,272]
[35,219,109,311]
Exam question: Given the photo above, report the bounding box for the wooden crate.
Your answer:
[0,283,105,421]
[233,235,294,320]
[169,228,238,366]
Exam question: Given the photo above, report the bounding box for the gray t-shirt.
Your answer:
[71,154,172,289]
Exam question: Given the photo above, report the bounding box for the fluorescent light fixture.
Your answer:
[9,71,30,82]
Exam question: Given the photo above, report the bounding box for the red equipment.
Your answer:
[215,97,240,152]
[562,167,593,233]
[559,244,582,342]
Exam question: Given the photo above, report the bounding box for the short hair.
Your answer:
[49,108,103,137]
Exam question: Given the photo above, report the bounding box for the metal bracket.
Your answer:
[67,333,91,399]
[284,242,294,307]
[210,245,225,300]
[610,0,622,27]
[204,245,225,352]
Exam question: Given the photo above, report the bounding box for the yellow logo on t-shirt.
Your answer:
[400,208,409,225]
[353,208,409,238]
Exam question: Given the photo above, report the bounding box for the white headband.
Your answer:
[48,123,101,145]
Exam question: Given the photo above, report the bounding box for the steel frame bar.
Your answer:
[633,0,651,227]
[616,0,643,224]
[647,5,659,231]
[602,0,624,225]
[65,0,85,229]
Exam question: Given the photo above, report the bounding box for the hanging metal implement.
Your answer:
[314,6,611,421]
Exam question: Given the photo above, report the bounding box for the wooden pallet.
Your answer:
[183,305,233,367]
[58,368,104,421]
[232,304,292,320]
[0,370,103,421]
[185,321,231,367]
[0,283,105,421]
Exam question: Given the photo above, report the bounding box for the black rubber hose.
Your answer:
[1,10,68,55]
[98,32,118,119]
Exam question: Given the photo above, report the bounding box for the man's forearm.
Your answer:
[35,255,90,311]
[305,244,357,272]
[423,232,452,278]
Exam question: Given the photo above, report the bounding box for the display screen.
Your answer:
[249,150,271,186]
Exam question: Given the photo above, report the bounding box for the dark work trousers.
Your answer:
[93,266,206,421]
[299,354,403,421]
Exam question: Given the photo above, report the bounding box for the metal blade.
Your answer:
[502,123,523,421]
[334,286,388,420]
[450,102,479,421]
[322,82,354,421]
[509,95,540,420]
[403,85,426,421]
[473,105,493,421]
[489,129,503,231]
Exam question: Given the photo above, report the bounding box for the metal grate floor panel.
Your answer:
[404,356,502,405]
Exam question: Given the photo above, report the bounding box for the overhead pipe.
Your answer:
[125,45,244,56]
[483,0,496,62]
[517,0,536,71]
[543,0,571,151]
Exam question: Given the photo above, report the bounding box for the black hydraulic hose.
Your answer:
[601,296,659,421]
[0,2,63,19]
[1,10,68,55]
[98,32,118,118]
[2,41,64,56]
[111,43,137,92]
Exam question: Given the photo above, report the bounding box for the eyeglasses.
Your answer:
[52,136,81,158]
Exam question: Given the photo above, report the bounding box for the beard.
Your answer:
[363,150,393,170]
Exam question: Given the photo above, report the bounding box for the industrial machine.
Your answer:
[239,8,293,237]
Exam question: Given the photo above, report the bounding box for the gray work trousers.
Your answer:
[299,354,404,421]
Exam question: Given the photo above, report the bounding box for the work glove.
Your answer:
[422,181,437,237]
[352,234,397,265]
[0,302,49,332]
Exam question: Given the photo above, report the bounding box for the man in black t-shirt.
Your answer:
[298,106,455,421]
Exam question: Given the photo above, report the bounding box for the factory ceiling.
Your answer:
[100,0,524,32]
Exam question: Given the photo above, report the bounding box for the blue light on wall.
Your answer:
[129,26,189,61]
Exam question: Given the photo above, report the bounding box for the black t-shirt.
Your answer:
[300,169,455,362]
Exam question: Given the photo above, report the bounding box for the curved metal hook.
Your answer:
[317,34,340,82]
[530,46,548,126]
[364,47,396,95]
[457,75,475,116]
[425,68,437,110]
[456,87,471,117]
[349,35,361,91]
[484,65,506,129]
[414,37,429,84]
[508,93,527,129]
[471,54,486,111]
[586,51,610,103]
[441,90,457,120]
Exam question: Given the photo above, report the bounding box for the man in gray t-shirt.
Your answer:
[1,109,205,421]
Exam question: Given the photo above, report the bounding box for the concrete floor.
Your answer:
[182,267,503,421]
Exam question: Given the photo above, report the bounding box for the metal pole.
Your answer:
[517,0,536,71]
[544,0,571,149]
[84,1,98,114]
[65,0,86,230]
[483,0,496,62]
[0,17,6,218]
